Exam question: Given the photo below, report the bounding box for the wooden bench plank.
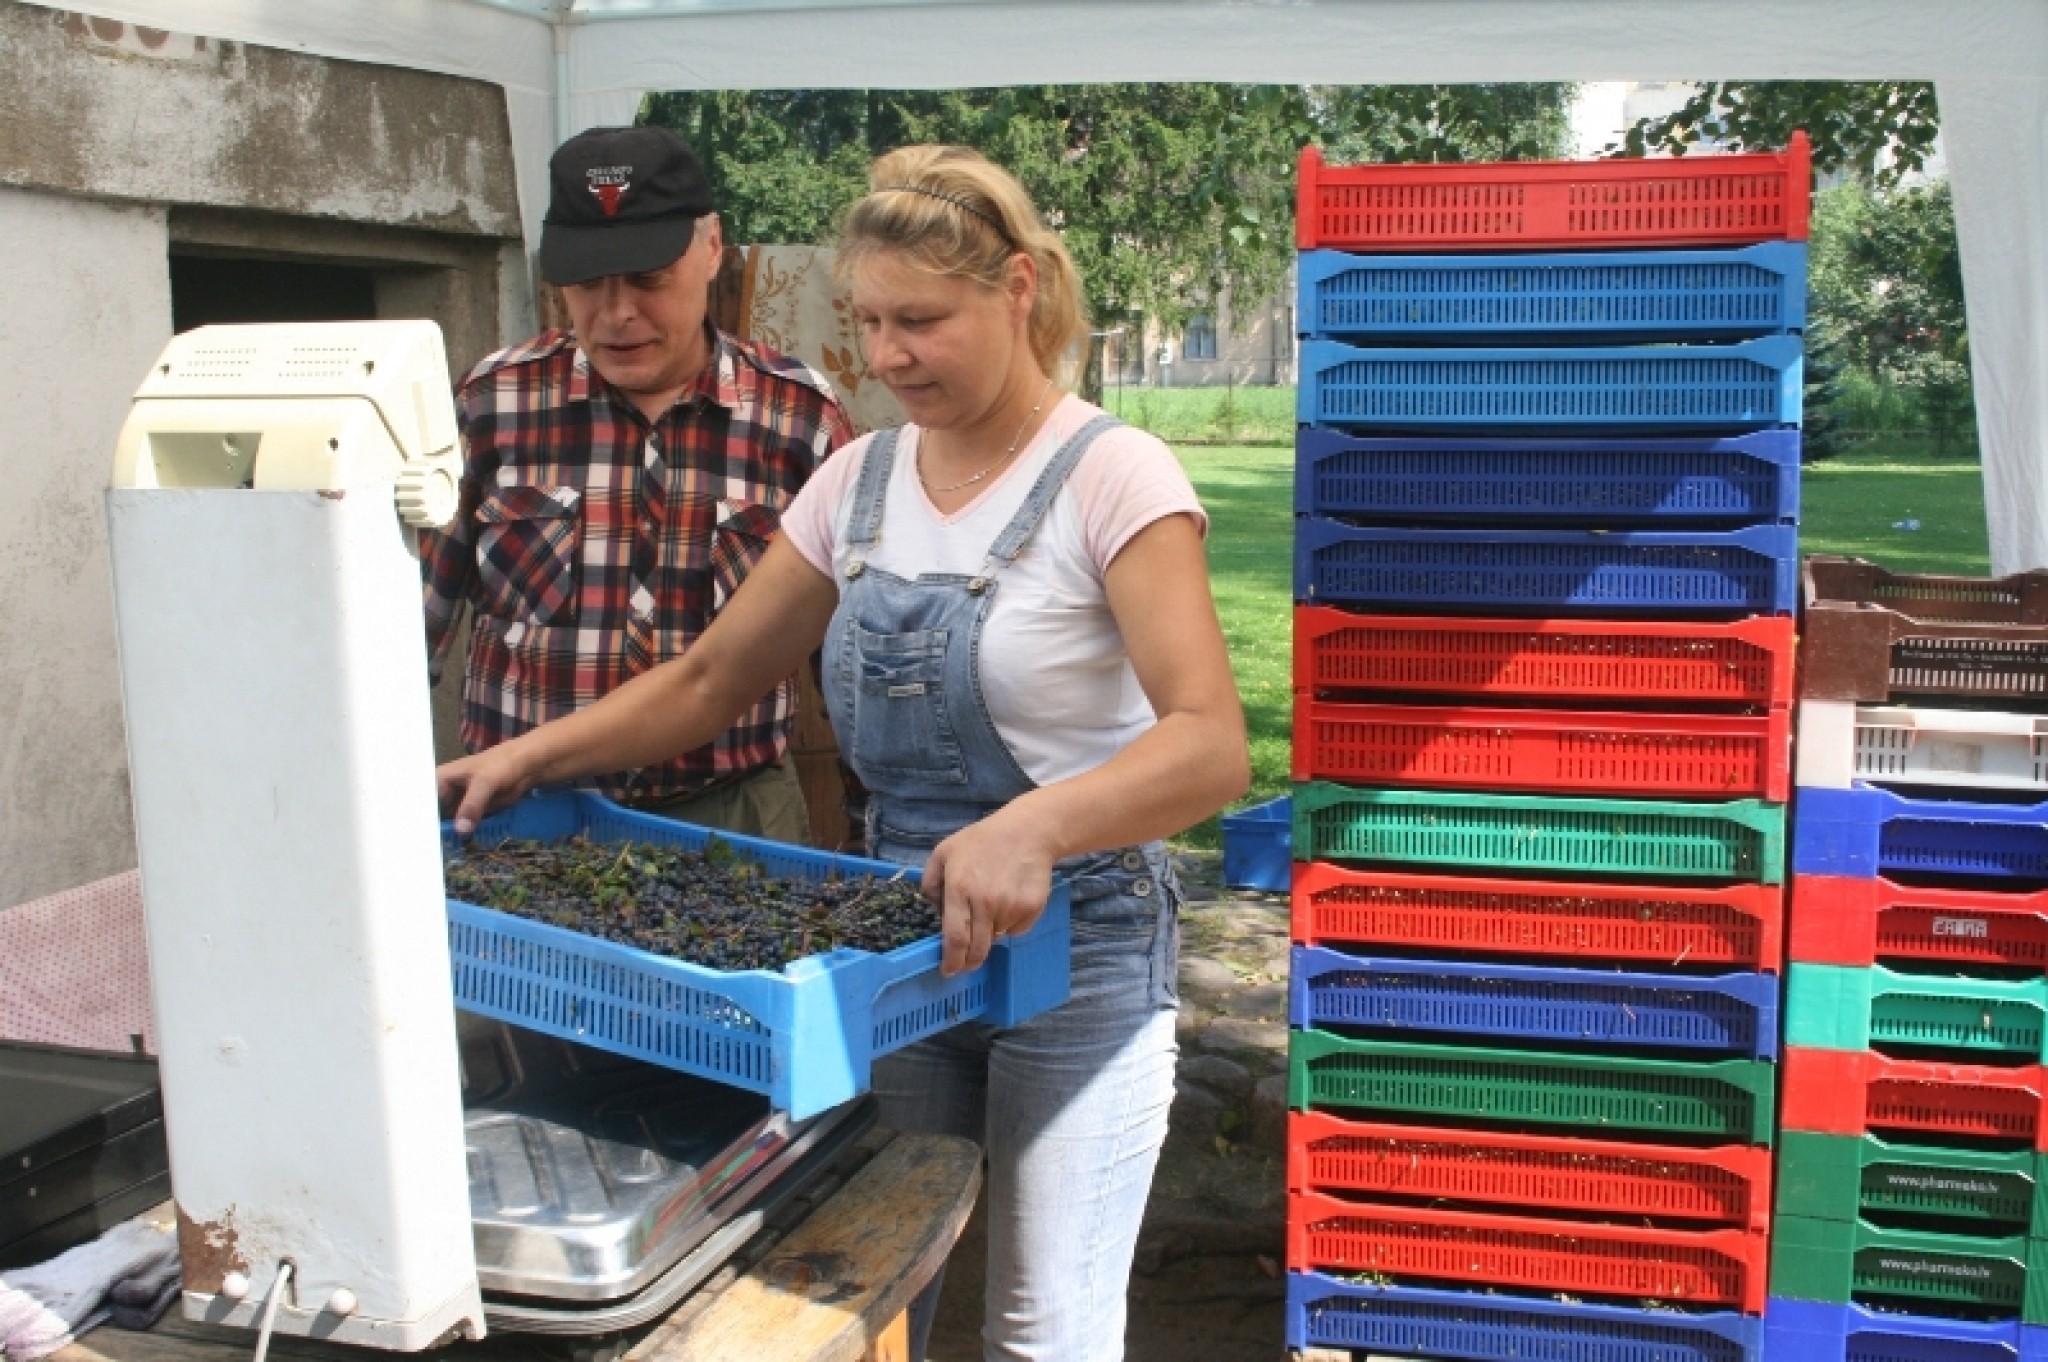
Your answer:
[59,1133,976,1362]
[632,1134,980,1362]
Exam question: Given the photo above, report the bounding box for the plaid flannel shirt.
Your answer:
[421,327,854,803]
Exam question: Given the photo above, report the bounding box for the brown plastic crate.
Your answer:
[1802,556,2048,704]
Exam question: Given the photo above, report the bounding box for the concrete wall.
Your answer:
[0,187,170,907]
[0,4,521,241]
[0,5,529,907]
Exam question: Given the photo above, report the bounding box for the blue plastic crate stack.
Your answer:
[1283,140,1812,1362]
[1768,558,2048,1361]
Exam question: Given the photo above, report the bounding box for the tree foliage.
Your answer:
[1615,80,1969,451]
[642,83,1574,338]
[1613,81,1940,187]
[1809,178,1973,449]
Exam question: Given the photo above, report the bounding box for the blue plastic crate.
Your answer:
[1294,518,1799,616]
[1220,795,1291,891]
[1295,428,1801,525]
[1793,786,2048,882]
[1287,1272,1763,1362]
[1299,242,1809,344]
[1299,336,1804,434]
[1290,946,1781,1059]
[444,790,1071,1119]
[1764,1297,2048,1362]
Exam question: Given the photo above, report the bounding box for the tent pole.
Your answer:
[553,19,573,142]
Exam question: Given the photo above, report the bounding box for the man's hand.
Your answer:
[438,740,542,837]
[921,807,1058,976]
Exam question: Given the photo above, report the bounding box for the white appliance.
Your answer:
[105,322,482,1350]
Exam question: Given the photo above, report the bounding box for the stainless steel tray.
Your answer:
[460,1015,799,1302]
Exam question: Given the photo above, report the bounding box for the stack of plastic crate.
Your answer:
[1768,558,2048,1360]
[1284,137,1813,1362]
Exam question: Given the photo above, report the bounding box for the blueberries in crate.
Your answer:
[443,835,936,972]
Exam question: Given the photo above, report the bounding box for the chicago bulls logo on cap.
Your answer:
[586,165,632,217]
[542,127,710,285]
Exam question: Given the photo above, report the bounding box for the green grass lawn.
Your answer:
[1103,384,1295,446]
[1164,426,1993,850]
[1799,441,1991,573]
[1177,443,1296,848]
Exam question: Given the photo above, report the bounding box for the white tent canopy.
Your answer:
[71,0,2048,571]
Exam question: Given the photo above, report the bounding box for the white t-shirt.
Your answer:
[780,395,1207,786]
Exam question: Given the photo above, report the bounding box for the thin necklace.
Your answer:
[919,377,1055,495]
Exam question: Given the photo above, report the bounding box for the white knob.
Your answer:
[395,464,459,529]
[220,1271,250,1301]
[326,1287,358,1317]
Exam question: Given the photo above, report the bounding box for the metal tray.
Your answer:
[461,1015,843,1303]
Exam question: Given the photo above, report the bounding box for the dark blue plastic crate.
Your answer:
[1764,1297,2048,1362]
[1793,785,2048,882]
[1287,1271,1763,1362]
[1294,518,1799,616]
[1299,336,1804,433]
[444,790,1071,1119]
[1290,946,1781,1059]
[1295,428,1801,525]
[1299,242,1809,344]
[1220,795,1291,891]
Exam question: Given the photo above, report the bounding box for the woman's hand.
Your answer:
[923,806,1059,975]
[438,739,542,837]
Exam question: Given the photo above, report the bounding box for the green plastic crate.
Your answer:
[1288,1028,1777,1144]
[1769,1212,2048,1320]
[1777,1130,2048,1235]
[1787,964,2048,1059]
[1290,784,1786,884]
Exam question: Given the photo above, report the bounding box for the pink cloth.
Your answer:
[0,871,155,1055]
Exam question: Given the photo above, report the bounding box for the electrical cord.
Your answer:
[250,1261,293,1362]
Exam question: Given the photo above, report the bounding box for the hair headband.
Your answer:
[877,183,1011,240]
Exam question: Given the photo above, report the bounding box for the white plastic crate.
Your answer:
[1798,700,2048,791]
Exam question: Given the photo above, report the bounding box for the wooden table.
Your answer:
[58,1131,979,1362]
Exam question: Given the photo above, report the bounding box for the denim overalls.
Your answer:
[820,416,1181,1362]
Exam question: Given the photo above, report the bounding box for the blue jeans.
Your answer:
[874,879,1180,1362]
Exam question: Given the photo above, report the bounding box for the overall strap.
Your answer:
[841,426,903,578]
[972,414,1123,591]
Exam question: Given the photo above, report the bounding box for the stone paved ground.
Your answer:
[927,851,1296,1361]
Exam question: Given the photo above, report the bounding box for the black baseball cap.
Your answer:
[539,125,713,287]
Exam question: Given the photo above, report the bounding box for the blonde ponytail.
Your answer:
[836,145,1090,378]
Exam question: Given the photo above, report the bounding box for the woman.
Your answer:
[440,144,1248,1361]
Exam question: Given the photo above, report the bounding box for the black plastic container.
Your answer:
[0,1042,168,1268]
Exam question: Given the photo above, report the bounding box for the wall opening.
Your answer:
[169,253,380,332]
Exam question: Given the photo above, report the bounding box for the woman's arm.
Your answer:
[440,536,841,832]
[923,512,1250,973]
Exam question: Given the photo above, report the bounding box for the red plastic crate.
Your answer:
[1791,875,2048,972]
[1293,607,1796,709]
[1292,698,1790,799]
[1287,1111,1772,1232]
[1780,1046,2048,1151]
[1291,862,1784,972]
[1287,1190,1768,1311]
[1297,133,1811,252]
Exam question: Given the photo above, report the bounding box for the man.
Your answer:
[422,125,854,841]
